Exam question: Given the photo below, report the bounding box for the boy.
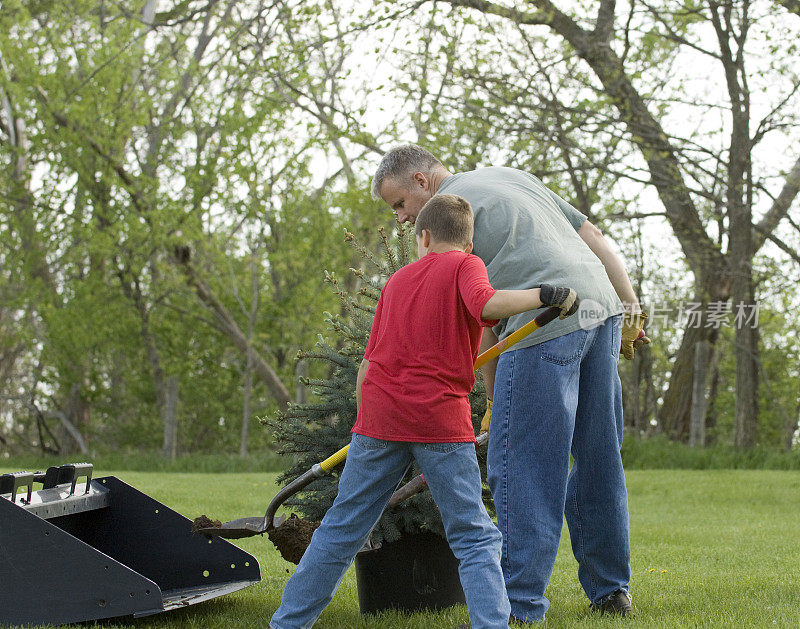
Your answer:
[270,194,579,629]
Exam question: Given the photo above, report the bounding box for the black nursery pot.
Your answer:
[354,531,466,615]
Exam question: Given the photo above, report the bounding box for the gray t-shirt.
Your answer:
[437,167,623,348]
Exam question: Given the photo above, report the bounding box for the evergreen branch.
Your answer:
[359,285,382,301]
[397,223,413,266]
[351,301,377,315]
[378,227,398,272]
[344,230,384,271]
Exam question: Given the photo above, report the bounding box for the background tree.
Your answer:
[2,0,798,456]
[0,0,373,454]
[369,0,800,445]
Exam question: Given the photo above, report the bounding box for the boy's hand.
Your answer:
[480,398,492,433]
[539,284,579,319]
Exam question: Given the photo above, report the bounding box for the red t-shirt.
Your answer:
[353,250,498,443]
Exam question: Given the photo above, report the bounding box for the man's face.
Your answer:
[379,173,432,224]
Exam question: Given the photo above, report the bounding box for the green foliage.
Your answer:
[704,301,800,449]
[0,450,286,474]
[622,434,800,469]
[0,1,367,455]
[2,0,799,461]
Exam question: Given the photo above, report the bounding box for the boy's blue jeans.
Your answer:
[487,315,630,622]
[270,433,510,629]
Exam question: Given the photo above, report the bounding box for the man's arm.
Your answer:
[578,220,641,313]
[479,328,499,399]
[578,220,650,358]
[478,329,499,433]
[356,358,369,411]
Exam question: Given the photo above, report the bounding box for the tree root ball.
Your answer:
[191,514,222,533]
[268,514,321,564]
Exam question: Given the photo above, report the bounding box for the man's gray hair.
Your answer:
[370,144,443,200]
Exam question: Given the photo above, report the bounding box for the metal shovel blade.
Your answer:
[194,466,326,539]
[196,516,268,539]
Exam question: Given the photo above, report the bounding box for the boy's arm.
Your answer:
[481,289,542,320]
[481,284,578,320]
[356,358,369,411]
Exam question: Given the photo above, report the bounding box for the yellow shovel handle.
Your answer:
[320,444,350,472]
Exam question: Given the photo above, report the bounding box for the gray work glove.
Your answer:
[539,284,580,319]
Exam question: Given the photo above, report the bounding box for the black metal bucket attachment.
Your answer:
[0,463,260,626]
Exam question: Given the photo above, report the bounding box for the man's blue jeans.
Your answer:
[270,433,510,629]
[487,315,630,622]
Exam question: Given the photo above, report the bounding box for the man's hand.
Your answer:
[539,284,580,319]
[621,312,650,360]
[480,398,492,433]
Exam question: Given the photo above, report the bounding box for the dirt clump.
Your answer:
[268,513,320,564]
[191,514,222,534]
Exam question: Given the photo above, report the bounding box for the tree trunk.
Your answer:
[123,277,171,441]
[704,344,723,445]
[689,341,710,447]
[162,375,179,460]
[637,347,657,435]
[729,180,759,447]
[622,347,654,435]
[57,383,90,455]
[659,311,722,440]
[732,305,759,447]
[51,409,89,456]
[240,355,253,457]
[712,0,759,448]
[621,362,640,433]
[786,401,800,452]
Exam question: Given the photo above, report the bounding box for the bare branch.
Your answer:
[776,0,800,17]
[173,251,292,410]
[593,0,617,43]
[755,225,800,266]
[755,155,800,252]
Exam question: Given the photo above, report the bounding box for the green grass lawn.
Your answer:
[2,469,799,628]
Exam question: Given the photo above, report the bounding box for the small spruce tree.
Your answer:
[265,226,491,544]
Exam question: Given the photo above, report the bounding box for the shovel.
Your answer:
[195,306,563,539]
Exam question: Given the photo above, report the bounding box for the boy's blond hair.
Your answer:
[415,194,474,248]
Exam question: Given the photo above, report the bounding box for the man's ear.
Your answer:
[465,241,473,254]
[413,171,429,190]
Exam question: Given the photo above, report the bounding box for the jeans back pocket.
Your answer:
[353,433,388,451]
[422,442,461,454]
[540,329,588,366]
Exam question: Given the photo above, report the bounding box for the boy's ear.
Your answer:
[465,241,473,254]
[422,229,432,249]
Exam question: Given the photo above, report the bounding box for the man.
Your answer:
[371,144,649,623]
